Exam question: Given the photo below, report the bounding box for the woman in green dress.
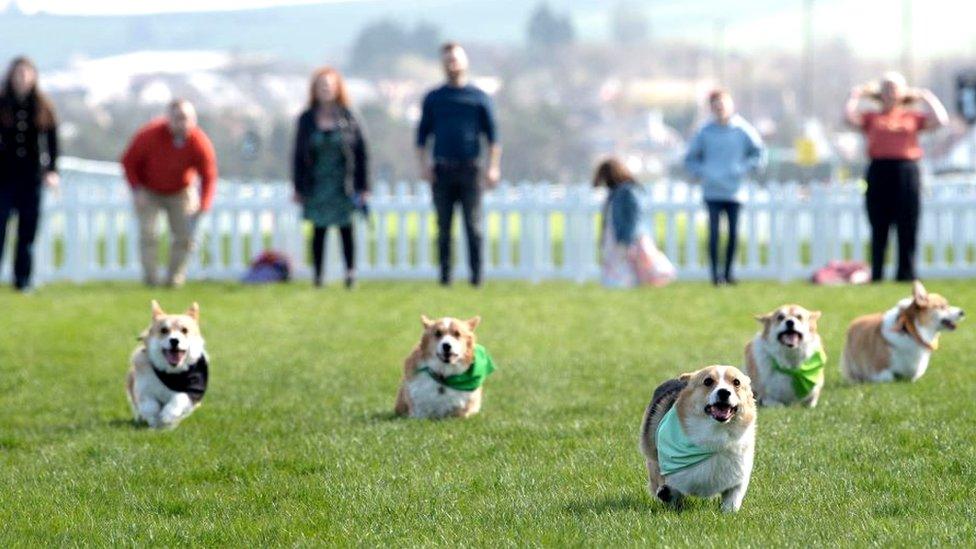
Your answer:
[292,66,370,288]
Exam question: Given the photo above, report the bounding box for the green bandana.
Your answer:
[770,347,826,399]
[656,405,716,476]
[417,344,496,391]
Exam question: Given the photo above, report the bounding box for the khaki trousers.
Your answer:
[134,187,199,286]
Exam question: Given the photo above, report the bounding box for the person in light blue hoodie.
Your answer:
[684,89,766,286]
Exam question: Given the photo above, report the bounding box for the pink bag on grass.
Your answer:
[811,260,870,285]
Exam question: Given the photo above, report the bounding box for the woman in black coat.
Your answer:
[292,66,369,288]
[0,56,59,292]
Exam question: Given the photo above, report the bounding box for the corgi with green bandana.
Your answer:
[395,315,496,419]
[745,303,826,407]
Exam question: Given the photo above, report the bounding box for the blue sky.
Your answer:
[3,0,975,58]
[3,0,343,14]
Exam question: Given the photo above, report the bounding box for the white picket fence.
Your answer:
[6,157,976,285]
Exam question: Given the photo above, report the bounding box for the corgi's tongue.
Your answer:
[706,403,735,422]
[779,331,801,347]
[163,349,185,366]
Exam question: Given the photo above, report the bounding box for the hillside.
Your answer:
[0,0,609,69]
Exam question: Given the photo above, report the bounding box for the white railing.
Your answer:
[6,157,976,284]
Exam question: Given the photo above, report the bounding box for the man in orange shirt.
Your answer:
[121,99,218,287]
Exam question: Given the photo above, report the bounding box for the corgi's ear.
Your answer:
[808,310,822,331]
[421,315,434,329]
[912,280,928,305]
[185,302,200,320]
[151,300,165,320]
[466,316,481,331]
[678,371,695,383]
[755,312,774,337]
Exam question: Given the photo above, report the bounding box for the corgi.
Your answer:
[842,281,965,383]
[125,300,209,429]
[394,315,495,419]
[744,304,826,407]
[639,365,757,513]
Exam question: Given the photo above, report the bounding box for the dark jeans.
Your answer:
[311,224,354,283]
[433,162,483,284]
[705,200,741,283]
[865,159,920,282]
[0,180,42,290]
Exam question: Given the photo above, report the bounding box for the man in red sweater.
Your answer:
[121,99,218,287]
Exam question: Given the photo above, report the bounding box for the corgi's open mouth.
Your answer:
[163,349,186,366]
[941,319,959,331]
[705,403,737,423]
[436,351,459,363]
[777,329,803,348]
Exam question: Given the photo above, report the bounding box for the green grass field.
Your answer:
[1,280,974,546]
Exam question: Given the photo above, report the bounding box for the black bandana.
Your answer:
[151,353,209,404]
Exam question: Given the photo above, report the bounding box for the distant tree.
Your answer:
[349,19,441,76]
[611,2,649,46]
[526,2,575,48]
[410,21,443,58]
[350,20,406,74]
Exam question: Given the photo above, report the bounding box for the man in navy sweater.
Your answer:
[416,42,502,287]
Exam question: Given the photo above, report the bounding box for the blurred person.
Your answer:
[594,158,675,288]
[121,99,217,288]
[416,42,501,287]
[292,66,370,289]
[0,56,59,293]
[845,72,948,282]
[684,89,765,286]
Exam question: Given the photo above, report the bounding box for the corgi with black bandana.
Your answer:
[126,300,209,429]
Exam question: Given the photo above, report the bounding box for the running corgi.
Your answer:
[842,281,964,383]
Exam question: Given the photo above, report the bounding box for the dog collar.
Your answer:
[894,312,939,351]
[770,347,826,399]
[417,344,495,391]
[151,353,209,403]
[656,405,716,476]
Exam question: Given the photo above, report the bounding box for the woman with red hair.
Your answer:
[292,66,370,288]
